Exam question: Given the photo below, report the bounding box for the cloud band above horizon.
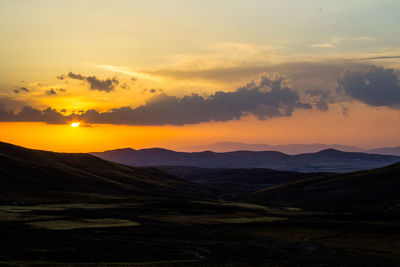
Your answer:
[1,66,400,126]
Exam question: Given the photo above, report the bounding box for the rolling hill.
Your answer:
[159,166,327,199]
[251,162,400,214]
[91,148,400,172]
[0,141,207,203]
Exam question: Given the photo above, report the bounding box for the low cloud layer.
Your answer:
[338,66,400,107]
[0,75,311,125]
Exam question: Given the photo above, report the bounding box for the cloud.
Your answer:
[0,97,28,111]
[0,75,311,125]
[86,76,118,92]
[311,37,344,48]
[0,106,68,124]
[56,75,66,80]
[67,72,85,80]
[311,36,376,48]
[45,89,57,96]
[121,83,130,90]
[78,75,310,125]
[338,66,400,107]
[66,72,119,92]
[341,104,349,117]
[306,89,330,112]
[13,87,30,94]
[348,56,400,61]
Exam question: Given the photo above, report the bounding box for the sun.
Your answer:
[70,122,80,128]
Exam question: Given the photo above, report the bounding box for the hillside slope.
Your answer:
[0,142,205,203]
[251,162,400,214]
[160,166,328,199]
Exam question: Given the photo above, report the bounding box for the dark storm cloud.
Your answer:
[67,72,119,92]
[0,75,311,125]
[338,66,400,107]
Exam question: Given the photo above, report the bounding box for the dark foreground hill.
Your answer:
[0,141,206,203]
[91,147,400,172]
[251,162,400,215]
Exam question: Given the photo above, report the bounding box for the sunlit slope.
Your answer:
[0,142,204,202]
[251,162,400,214]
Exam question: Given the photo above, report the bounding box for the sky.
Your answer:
[1,0,400,152]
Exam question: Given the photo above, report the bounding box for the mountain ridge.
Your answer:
[91,147,400,173]
[179,141,400,155]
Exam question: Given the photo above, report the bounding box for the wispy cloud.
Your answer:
[96,65,160,81]
[311,36,376,48]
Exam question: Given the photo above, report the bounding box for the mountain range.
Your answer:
[91,147,400,173]
[180,141,400,155]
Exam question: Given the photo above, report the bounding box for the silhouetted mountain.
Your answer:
[181,141,400,156]
[251,162,400,214]
[366,146,400,156]
[91,148,400,173]
[181,142,365,154]
[0,141,206,203]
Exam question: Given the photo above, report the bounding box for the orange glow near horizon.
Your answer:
[0,103,400,153]
[70,122,80,128]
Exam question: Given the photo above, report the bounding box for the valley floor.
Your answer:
[1,193,400,266]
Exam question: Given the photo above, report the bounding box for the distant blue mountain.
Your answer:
[180,142,400,156]
[91,148,400,173]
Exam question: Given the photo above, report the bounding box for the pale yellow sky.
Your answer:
[1,0,400,151]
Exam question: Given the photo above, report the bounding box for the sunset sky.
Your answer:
[1,0,400,152]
